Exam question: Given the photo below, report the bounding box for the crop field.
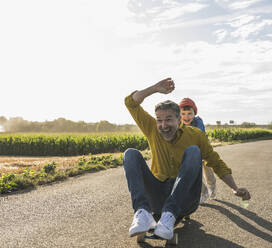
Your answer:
[206,128,272,142]
[0,132,148,156]
[0,128,271,157]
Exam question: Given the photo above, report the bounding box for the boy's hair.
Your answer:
[180,105,195,112]
[155,100,180,118]
[179,98,198,115]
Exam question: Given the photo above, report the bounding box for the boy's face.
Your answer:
[155,109,180,142]
[180,108,195,125]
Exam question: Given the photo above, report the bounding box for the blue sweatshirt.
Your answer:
[191,116,205,133]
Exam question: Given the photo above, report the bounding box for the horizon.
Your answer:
[1,0,272,125]
[0,115,269,126]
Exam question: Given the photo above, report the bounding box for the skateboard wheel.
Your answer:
[166,233,178,246]
[136,233,146,243]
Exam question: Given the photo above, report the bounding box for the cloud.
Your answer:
[214,29,228,42]
[237,87,272,95]
[230,19,272,39]
[155,3,208,22]
[128,0,209,27]
[126,1,272,47]
[252,61,272,74]
[227,14,258,28]
[213,11,272,42]
[229,0,263,10]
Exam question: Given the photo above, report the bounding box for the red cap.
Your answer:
[179,98,198,115]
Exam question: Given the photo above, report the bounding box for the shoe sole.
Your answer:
[130,227,155,237]
[154,229,173,240]
[130,231,146,238]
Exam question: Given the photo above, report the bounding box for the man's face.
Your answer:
[180,108,195,125]
[155,109,180,142]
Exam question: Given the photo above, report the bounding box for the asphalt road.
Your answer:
[0,140,271,248]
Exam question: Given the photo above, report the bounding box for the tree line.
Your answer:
[0,116,271,133]
[0,116,140,133]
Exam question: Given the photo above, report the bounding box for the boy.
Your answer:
[179,98,216,203]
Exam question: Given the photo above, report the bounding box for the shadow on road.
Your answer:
[202,200,272,243]
[214,199,272,232]
[137,218,244,248]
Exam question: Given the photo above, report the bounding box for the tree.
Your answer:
[216,121,221,126]
[0,116,7,125]
[0,116,139,133]
[267,121,272,129]
[96,120,116,132]
[229,120,234,125]
[241,122,256,128]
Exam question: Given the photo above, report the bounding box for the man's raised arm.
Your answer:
[132,78,175,104]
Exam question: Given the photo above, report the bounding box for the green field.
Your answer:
[0,132,148,156]
[206,128,272,142]
[0,128,271,156]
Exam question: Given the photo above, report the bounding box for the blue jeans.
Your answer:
[123,146,202,218]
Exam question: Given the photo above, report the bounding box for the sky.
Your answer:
[0,0,272,125]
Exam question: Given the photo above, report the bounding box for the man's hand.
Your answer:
[233,188,251,201]
[154,78,175,94]
[221,174,251,201]
[132,77,175,104]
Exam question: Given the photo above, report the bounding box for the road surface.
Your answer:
[0,140,271,248]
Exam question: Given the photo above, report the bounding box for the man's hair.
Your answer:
[155,100,180,118]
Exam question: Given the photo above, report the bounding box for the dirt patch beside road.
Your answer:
[0,156,82,174]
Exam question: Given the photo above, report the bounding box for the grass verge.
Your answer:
[0,151,151,194]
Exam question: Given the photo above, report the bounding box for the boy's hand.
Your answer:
[233,188,251,201]
[154,78,175,94]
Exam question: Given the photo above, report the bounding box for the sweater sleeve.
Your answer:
[124,92,156,137]
[199,132,232,178]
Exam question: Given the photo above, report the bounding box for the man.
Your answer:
[123,78,250,240]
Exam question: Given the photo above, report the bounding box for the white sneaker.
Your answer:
[129,209,156,237]
[154,211,176,240]
[208,184,216,199]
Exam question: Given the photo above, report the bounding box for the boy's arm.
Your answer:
[194,116,205,132]
[132,78,175,103]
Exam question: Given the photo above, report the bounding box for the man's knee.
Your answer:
[184,145,201,156]
[124,148,141,160]
[185,145,200,154]
[123,148,142,168]
[184,145,202,164]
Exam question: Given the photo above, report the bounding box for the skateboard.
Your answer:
[136,215,190,246]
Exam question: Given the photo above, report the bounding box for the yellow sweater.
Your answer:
[125,93,232,181]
